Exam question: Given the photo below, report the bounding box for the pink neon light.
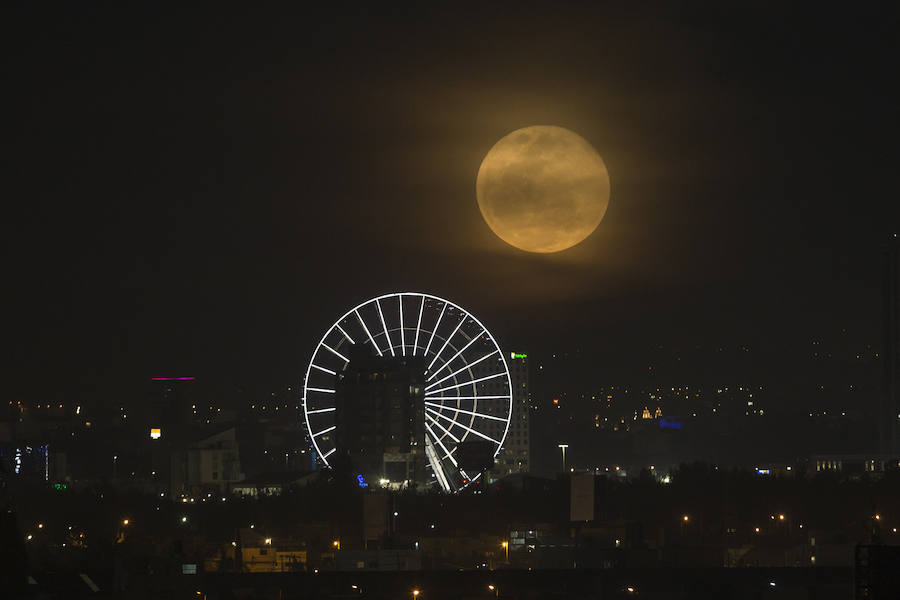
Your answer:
[151,377,196,381]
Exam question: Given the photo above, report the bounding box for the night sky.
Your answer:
[7,4,899,405]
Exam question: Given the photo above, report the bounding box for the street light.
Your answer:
[501,540,509,561]
[488,584,499,597]
[558,444,569,472]
[412,589,420,599]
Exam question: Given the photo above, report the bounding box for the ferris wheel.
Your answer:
[303,292,513,492]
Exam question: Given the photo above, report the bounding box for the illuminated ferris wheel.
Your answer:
[302,292,513,492]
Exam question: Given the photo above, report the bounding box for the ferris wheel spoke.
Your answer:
[427,408,501,445]
[312,425,336,438]
[426,349,498,390]
[426,329,486,382]
[423,302,447,358]
[427,315,467,373]
[335,323,355,345]
[426,413,460,443]
[412,295,425,357]
[428,395,511,401]
[399,295,406,355]
[425,422,458,466]
[321,448,336,459]
[306,387,335,394]
[425,401,507,422]
[355,309,383,356]
[425,371,507,396]
[376,298,395,357]
[306,407,336,415]
[322,343,349,364]
[311,364,336,375]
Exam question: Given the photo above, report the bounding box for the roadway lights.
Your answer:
[264,538,272,545]
[683,515,689,522]
[122,519,130,526]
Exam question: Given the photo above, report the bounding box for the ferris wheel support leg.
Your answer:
[425,439,452,493]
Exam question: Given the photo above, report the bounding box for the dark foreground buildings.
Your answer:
[334,348,426,487]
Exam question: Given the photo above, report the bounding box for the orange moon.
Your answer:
[476,126,610,253]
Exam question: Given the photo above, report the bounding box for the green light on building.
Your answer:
[510,352,527,359]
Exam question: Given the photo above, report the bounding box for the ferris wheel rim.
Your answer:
[302,292,513,489]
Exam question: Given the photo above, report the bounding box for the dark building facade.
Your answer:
[334,348,426,487]
[884,235,900,455]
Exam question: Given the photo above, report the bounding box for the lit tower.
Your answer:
[883,234,900,455]
[496,352,531,475]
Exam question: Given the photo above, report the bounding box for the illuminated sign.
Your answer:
[356,474,368,488]
[150,428,162,440]
[510,352,527,359]
[659,416,682,430]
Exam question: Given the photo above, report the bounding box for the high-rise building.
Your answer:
[334,347,427,487]
[496,351,530,476]
[883,235,900,455]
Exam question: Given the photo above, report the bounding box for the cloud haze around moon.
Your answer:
[476,125,610,253]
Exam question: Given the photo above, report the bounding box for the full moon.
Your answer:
[476,126,610,253]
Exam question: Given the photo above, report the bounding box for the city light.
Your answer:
[264,538,272,545]
[683,515,689,522]
[122,519,129,526]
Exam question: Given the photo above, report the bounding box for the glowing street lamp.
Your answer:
[501,540,509,561]
[558,444,569,472]
[412,590,420,599]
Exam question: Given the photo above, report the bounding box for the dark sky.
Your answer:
[6,3,900,403]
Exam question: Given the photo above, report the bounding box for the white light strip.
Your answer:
[425,371,507,396]
[426,421,459,466]
[425,401,507,422]
[321,448,336,459]
[426,349,498,390]
[412,295,424,357]
[426,412,461,442]
[322,343,349,363]
[429,395,511,400]
[355,309,383,357]
[312,425,336,438]
[423,302,446,357]
[311,364,337,375]
[399,296,405,356]
[306,407,336,414]
[426,329,486,382]
[376,298,395,357]
[427,315,467,372]
[306,387,335,394]
[427,408,501,445]
[335,324,355,344]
